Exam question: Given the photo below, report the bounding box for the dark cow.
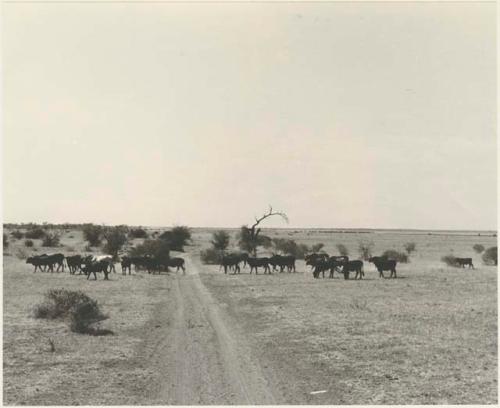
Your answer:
[26,253,65,273]
[26,255,49,273]
[121,256,132,275]
[220,254,241,274]
[247,257,271,274]
[66,255,87,274]
[82,260,110,280]
[341,260,364,280]
[168,257,185,274]
[369,256,397,278]
[454,257,474,269]
[305,253,329,270]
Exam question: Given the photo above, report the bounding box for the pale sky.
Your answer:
[2,2,497,230]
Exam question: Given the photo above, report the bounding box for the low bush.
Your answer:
[3,233,8,249]
[25,228,46,239]
[382,249,409,263]
[103,227,128,260]
[11,230,24,240]
[129,228,148,239]
[200,247,223,264]
[15,247,28,260]
[24,239,34,247]
[358,240,374,261]
[482,246,498,266]
[160,226,191,252]
[82,224,103,247]
[404,242,417,255]
[473,244,485,254]
[42,233,60,247]
[33,289,109,335]
[336,244,349,256]
[441,254,457,267]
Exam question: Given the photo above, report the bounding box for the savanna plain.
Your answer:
[3,227,497,405]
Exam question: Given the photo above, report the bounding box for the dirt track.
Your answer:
[142,254,281,405]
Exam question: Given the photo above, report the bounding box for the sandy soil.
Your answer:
[3,227,497,404]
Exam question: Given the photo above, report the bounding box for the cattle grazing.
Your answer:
[26,255,48,273]
[247,257,272,274]
[454,257,474,269]
[341,260,364,280]
[91,255,116,273]
[82,260,110,280]
[26,253,65,273]
[369,256,397,278]
[66,255,85,274]
[121,256,132,275]
[236,252,249,268]
[220,254,241,274]
[305,253,329,270]
[270,255,297,273]
[168,257,185,274]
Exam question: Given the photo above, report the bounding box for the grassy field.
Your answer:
[2,227,497,404]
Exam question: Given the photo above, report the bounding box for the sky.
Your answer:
[2,2,497,230]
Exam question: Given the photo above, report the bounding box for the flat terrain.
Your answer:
[3,228,497,404]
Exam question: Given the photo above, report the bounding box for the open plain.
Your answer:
[3,227,497,405]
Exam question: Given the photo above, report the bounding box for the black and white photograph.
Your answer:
[2,0,497,405]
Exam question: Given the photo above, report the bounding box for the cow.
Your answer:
[27,253,65,273]
[220,254,241,274]
[91,255,116,273]
[66,255,85,274]
[26,255,49,273]
[168,257,185,274]
[454,257,474,269]
[121,256,132,275]
[341,260,364,280]
[82,260,110,280]
[247,257,271,274]
[369,256,397,278]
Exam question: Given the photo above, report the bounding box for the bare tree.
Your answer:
[238,205,288,256]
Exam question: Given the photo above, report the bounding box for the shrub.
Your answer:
[211,230,230,252]
[358,240,374,261]
[272,238,308,259]
[3,233,8,249]
[200,247,223,264]
[441,254,457,267]
[129,228,148,239]
[382,249,409,263]
[482,246,498,266]
[24,239,34,247]
[336,244,349,256]
[15,247,28,259]
[42,232,60,247]
[11,230,24,240]
[404,242,417,255]
[33,289,108,334]
[473,244,485,254]
[129,239,170,264]
[159,226,191,252]
[103,227,128,260]
[82,224,103,247]
[311,243,325,253]
[25,227,46,240]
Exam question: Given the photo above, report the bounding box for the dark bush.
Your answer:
[69,301,108,334]
[441,254,457,267]
[200,247,223,264]
[159,226,191,252]
[25,228,46,240]
[473,244,485,254]
[82,224,103,247]
[311,243,325,253]
[272,238,308,259]
[382,249,409,263]
[42,232,60,247]
[211,230,230,252]
[482,246,498,266]
[129,228,148,239]
[129,239,170,264]
[103,227,128,260]
[24,239,34,247]
[11,230,24,240]
[358,240,374,261]
[3,233,8,249]
[336,244,349,256]
[404,242,417,255]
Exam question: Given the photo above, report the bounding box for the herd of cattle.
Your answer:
[25,253,186,280]
[219,252,399,279]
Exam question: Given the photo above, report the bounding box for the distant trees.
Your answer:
[159,226,191,252]
[42,232,60,247]
[129,239,170,264]
[404,242,417,255]
[382,249,409,263]
[10,230,24,240]
[25,227,46,240]
[473,244,485,254]
[358,240,374,261]
[238,205,288,256]
[201,230,230,264]
[129,228,148,239]
[103,227,128,260]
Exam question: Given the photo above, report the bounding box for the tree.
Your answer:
[238,205,288,256]
[336,244,349,256]
[404,242,416,255]
[103,227,128,260]
[482,246,498,266]
[159,226,191,252]
[473,244,485,254]
[211,230,230,252]
[311,243,325,253]
[129,239,170,264]
[358,240,374,261]
[82,224,103,247]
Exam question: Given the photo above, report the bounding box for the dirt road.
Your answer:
[143,254,281,405]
